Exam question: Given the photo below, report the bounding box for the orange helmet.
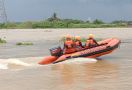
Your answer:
[65,34,72,39]
[75,36,81,40]
[88,34,94,38]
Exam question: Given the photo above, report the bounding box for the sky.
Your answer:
[4,0,132,22]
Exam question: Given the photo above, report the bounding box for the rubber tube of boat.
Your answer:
[38,56,58,65]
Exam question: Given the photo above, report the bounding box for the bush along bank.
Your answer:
[0,13,129,29]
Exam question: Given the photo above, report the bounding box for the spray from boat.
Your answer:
[0,58,35,70]
[0,57,97,70]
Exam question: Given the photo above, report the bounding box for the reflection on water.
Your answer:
[51,60,118,90]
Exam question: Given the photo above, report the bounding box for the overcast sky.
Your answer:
[4,0,132,22]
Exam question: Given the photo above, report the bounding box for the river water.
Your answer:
[0,39,132,90]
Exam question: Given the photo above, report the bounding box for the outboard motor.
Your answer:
[49,46,63,57]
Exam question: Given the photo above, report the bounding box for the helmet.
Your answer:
[88,34,94,38]
[65,34,71,39]
[75,36,81,40]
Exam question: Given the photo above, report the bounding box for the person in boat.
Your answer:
[75,36,84,51]
[85,34,99,49]
[63,34,76,54]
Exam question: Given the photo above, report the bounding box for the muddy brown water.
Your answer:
[0,39,132,90]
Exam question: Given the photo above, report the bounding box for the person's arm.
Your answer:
[63,43,66,50]
[72,42,76,48]
[79,42,84,48]
[93,39,99,46]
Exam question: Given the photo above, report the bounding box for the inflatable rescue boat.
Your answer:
[38,38,121,65]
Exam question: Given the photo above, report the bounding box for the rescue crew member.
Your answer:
[63,34,76,54]
[85,34,99,48]
[75,36,84,51]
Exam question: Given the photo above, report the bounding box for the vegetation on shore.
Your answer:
[0,37,33,46]
[0,38,7,44]
[16,42,33,46]
[0,13,132,29]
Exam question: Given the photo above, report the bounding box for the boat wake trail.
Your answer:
[0,59,33,70]
[59,57,97,64]
[0,57,97,70]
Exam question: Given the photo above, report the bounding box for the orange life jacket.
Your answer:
[75,41,80,46]
[64,40,76,54]
[75,40,83,51]
[64,40,74,49]
[85,39,96,48]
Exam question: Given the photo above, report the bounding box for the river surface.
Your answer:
[0,39,132,90]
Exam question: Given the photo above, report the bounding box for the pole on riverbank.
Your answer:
[0,0,7,23]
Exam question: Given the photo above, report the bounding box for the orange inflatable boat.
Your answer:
[38,38,121,65]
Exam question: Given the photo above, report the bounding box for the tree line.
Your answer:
[0,13,131,29]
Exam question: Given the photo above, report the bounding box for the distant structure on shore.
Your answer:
[0,0,7,23]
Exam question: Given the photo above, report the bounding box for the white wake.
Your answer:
[0,59,32,70]
[59,57,97,64]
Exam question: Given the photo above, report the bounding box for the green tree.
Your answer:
[4,22,17,29]
[0,23,5,29]
[93,19,104,24]
[111,20,127,24]
[128,21,132,25]
[16,21,33,29]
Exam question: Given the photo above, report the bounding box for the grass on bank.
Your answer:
[0,13,129,29]
[1,21,127,29]
[0,38,7,44]
[16,42,33,46]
